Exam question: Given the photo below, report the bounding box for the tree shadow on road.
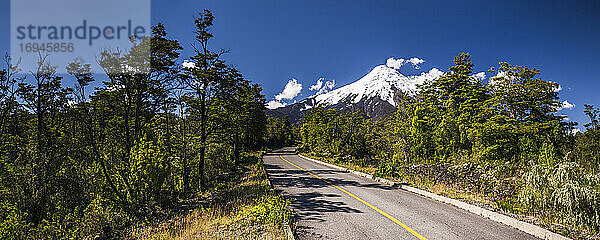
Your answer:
[289,191,363,240]
[264,163,395,191]
[289,192,363,222]
[265,147,297,156]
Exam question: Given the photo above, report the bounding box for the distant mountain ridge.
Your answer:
[266,64,443,124]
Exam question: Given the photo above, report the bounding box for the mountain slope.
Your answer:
[266,64,443,123]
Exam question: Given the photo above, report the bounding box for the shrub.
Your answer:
[520,162,600,230]
[246,195,292,228]
[0,200,28,239]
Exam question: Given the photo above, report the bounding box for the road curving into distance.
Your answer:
[263,147,539,240]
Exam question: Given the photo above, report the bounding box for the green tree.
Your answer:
[572,104,600,173]
[181,10,230,190]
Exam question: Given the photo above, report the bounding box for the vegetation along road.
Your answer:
[264,147,538,240]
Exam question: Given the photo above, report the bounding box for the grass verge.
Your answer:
[127,156,293,240]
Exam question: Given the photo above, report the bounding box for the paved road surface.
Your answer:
[264,147,537,240]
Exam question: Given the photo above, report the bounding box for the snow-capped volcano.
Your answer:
[312,65,443,107]
[266,64,443,123]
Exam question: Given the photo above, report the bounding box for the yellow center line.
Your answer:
[279,155,428,240]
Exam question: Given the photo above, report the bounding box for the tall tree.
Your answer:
[181,9,229,190]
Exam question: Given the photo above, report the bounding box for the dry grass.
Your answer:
[410,178,494,208]
[130,207,283,240]
[339,163,378,175]
[127,161,290,240]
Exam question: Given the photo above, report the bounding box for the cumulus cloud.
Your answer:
[553,83,562,92]
[559,114,570,121]
[406,57,425,69]
[275,78,302,101]
[309,77,335,95]
[493,71,506,78]
[386,57,425,70]
[557,100,575,111]
[488,71,516,86]
[321,79,335,93]
[422,68,444,79]
[309,78,323,91]
[266,100,287,109]
[473,72,486,81]
[386,58,405,69]
[182,60,196,69]
[266,78,303,109]
[410,68,444,90]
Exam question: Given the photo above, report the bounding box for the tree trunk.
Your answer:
[199,89,206,191]
[233,136,239,165]
[182,114,190,195]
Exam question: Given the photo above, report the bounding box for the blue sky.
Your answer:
[1,0,599,128]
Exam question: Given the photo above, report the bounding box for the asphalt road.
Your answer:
[263,147,538,240]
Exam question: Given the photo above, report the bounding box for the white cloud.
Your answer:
[570,128,581,135]
[182,60,196,69]
[386,57,425,70]
[489,71,515,86]
[407,57,425,69]
[422,68,444,79]
[493,71,510,79]
[275,78,302,101]
[386,58,405,69]
[310,77,335,96]
[266,78,303,109]
[309,78,323,91]
[321,79,335,93]
[553,83,562,92]
[557,100,575,111]
[266,100,287,109]
[412,68,444,89]
[473,72,486,81]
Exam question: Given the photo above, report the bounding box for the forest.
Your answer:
[2,7,599,240]
[0,10,293,239]
[298,53,600,238]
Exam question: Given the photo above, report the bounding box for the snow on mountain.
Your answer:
[312,65,443,108]
[265,63,444,123]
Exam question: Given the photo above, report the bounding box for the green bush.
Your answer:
[0,200,28,240]
[247,195,292,228]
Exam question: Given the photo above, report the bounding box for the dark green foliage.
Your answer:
[0,10,268,238]
[265,116,298,148]
[571,104,600,173]
[300,107,375,163]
